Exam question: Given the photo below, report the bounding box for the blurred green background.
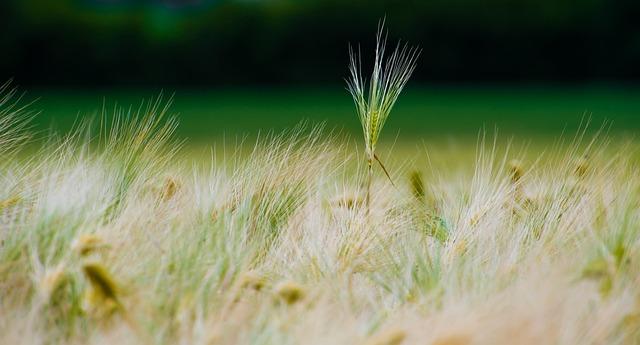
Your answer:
[2,0,640,142]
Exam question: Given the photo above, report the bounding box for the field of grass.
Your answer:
[2,84,640,344]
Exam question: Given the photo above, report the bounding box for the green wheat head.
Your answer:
[347,23,420,161]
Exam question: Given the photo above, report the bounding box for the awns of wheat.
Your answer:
[346,23,420,212]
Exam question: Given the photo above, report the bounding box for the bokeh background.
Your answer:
[2,0,640,143]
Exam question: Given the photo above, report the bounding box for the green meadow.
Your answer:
[28,85,640,143]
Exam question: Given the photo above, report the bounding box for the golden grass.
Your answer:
[0,85,639,344]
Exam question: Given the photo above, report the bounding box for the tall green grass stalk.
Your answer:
[346,23,420,213]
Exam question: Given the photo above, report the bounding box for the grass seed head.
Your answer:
[160,176,180,201]
[332,192,365,209]
[574,155,589,177]
[81,262,120,317]
[274,281,305,305]
[240,271,267,291]
[508,159,524,182]
[0,195,21,210]
[347,23,420,161]
[72,234,108,257]
[409,170,425,200]
[454,239,468,256]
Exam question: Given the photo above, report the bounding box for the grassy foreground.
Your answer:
[1,90,640,345]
